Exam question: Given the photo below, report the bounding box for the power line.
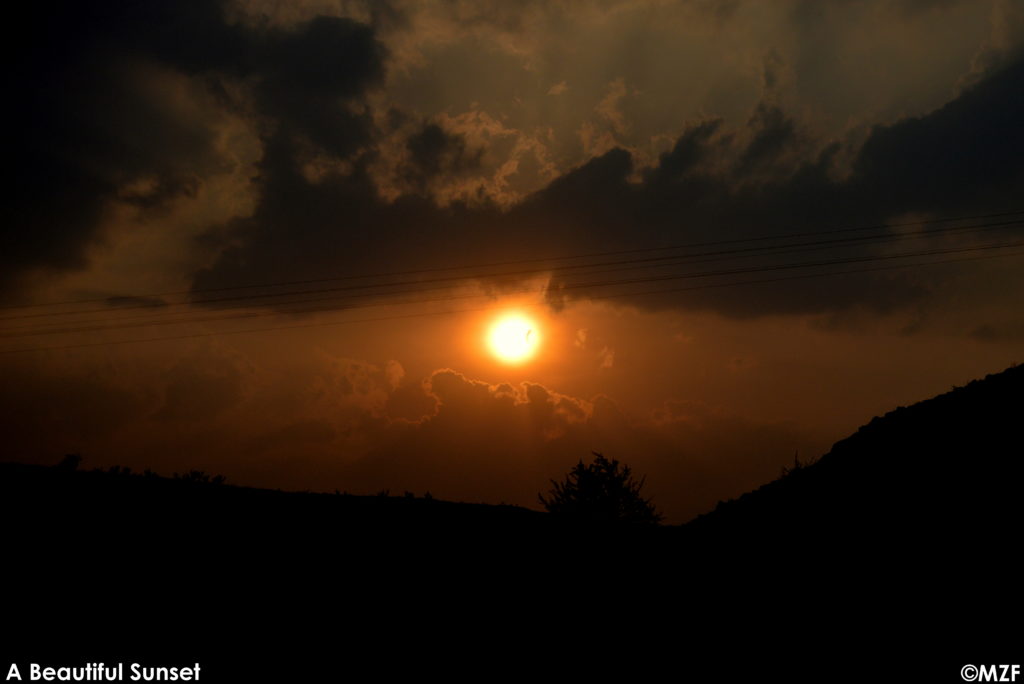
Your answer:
[3,244,1022,353]
[3,208,1023,314]
[3,238,1022,339]
[3,216,1022,326]
[4,238,1022,339]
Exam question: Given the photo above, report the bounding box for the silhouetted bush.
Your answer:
[539,452,663,525]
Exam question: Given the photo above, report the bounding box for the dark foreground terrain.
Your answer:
[4,366,1021,679]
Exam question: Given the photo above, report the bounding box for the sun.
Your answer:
[488,313,540,364]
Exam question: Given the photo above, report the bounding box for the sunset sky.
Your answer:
[5,0,1024,522]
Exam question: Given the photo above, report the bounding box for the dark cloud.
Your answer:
[250,16,384,158]
[542,54,1024,317]
[5,0,385,297]
[851,56,1024,213]
[403,123,484,192]
[736,103,799,174]
[644,120,724,185]
[195,46,1024,320]
[7,2,228,292]
[9,1,1024,322]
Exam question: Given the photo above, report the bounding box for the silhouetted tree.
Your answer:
[780,451,817,479]
[539,452,663,525]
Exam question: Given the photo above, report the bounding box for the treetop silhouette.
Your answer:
[539,452,663,525]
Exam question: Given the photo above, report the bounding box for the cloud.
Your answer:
[5,0,384,297]
[328,367,810,522]
[406,123,483,183]
[547,81,568,96]
[8,0,1024,327]
[8,19,234,292]
[577,78,635,158]
[194,40,1024,321]
[155,345,252,422]
[0,339,832,524]
[851,56,1024,213]
[5,1,1022,527]
[329,368,597,503]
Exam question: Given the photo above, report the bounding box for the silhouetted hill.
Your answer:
[5,367,1020,678]
[668,366,1023,671]
[3,455,673,678]
[0,459,551,535]
[0,459,676,549]
[4,365,1020,566]
[683,363,1022,552]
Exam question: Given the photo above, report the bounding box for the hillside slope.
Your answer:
[4,367,1020,676]
[684,364,1023,551]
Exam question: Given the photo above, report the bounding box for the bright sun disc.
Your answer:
[488,314,540,363]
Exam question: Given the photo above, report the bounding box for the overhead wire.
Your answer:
[2,236,1022,339]
[2,208,1023,318]
[3,239,1023,352]
[2,246,1022,355]
[4,217,1021,336]
[2,215,1022,329]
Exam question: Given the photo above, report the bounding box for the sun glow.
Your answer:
[488,313,540,364]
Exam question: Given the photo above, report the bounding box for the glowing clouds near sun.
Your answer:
[487,313,540,364]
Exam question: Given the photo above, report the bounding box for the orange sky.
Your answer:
[4,0,1024,522]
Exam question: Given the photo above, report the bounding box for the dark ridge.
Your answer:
[682,363,1023,553]
[5,366,1021,677]
[4,365,1020,560]
[0,459,549,534]
[0,457,671,569]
